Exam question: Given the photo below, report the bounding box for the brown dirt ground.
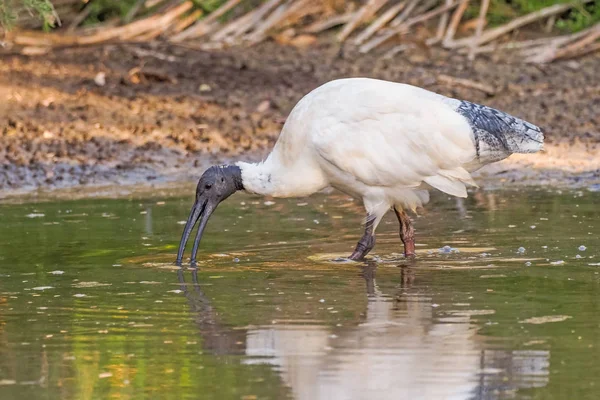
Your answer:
[0,40,599,195]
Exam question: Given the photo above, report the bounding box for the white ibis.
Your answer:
[176,78,544,266]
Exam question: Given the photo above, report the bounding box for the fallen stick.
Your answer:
[437,74,496,95]
[442,0,469,46]
[170,9,203,35]
[468,0,489,60]
[382,43,413,59]
[360,1,458,53]
[457,36,564,55]
[304,12,356,34]
[171,0,241,41]
[246,2,291,44]
[12,1,193,47]
[337,0,389,42]
[434,0,452,42]
[211,7,260,42]
[389,0,419,28]
[448,0,595,48]
[271,0,314,30]
[524,24,600,63]
[353,1,407,45]
[227,0,282,41]
[413,0,439,16]
[550,23,600,59]
[564,40,600,59]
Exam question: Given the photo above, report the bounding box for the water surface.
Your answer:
[0,188,598,399]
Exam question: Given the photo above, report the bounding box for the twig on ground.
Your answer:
[353,1,407,45]
[337,0,389,42]
[304,12,355,34]
[468,0,489,60]
[172,0,241,41]
[437,74,496,95]
[360,1,457,53]
[442,0,469,47]
[449,1,595,48]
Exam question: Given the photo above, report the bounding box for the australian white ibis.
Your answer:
[176,78,544,266]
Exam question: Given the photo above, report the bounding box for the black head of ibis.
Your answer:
[176,165,243,266]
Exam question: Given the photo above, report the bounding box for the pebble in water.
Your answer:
[517,247,526,253]
[525,262,532,266]
[550,260,565,265]
[579,245,587,251]
[233,258,240,263]
[576,255,582,259]
[440,245,452,254]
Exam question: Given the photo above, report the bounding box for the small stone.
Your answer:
[525,262,532,266]
[579,245,587,251]
[440,245,452,254]
[94,72,106,87]
[517,247,526,253]
[198,84,211,92]
[233,258,240,263]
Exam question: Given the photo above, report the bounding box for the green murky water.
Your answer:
[0,188,599,400]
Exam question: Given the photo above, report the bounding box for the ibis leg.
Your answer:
[349,216,375,261]
[394,208,415,257]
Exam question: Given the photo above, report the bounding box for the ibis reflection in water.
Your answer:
[177,266,549,400]
[175,78,544,265]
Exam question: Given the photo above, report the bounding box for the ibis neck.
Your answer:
[236,158,328,198]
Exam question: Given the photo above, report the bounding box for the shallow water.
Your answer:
[0,188,598,400]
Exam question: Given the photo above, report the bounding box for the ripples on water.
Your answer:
[0,188,598,399]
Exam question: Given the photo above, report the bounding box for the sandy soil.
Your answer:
[0,41,598,196]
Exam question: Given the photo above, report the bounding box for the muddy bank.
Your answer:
[0,41,598,194]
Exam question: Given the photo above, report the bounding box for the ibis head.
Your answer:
[176,165,243,266]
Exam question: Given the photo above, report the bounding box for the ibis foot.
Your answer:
[394,207,415,258]
[349,215,376,261]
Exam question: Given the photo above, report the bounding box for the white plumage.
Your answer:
[177,77,544,264]
[237,78,543,236]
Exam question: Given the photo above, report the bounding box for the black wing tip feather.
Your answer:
[456,100,544,155]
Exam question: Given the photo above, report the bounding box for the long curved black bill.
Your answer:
[175,200,205,266]
[189,203,215,266]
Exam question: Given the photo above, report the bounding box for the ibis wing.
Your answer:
[312,93,478,197]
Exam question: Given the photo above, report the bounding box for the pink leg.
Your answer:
[394,208,415,257]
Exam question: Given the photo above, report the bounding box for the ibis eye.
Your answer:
[205,184,212,190]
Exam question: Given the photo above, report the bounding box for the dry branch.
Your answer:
[443,0,469,46]
[468,0,489,60]
[432,0,452,43]
[389,0,419,28]
[304,12,355,33]
[449,1,595,48]
[172,0,241,41]
[170,9,203,35]
[360,1,458,53]
[437,74,496,95]
[337,0,389,42]
[353,1,407,45]
[246,2,292,44]
[529,23,600,63]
